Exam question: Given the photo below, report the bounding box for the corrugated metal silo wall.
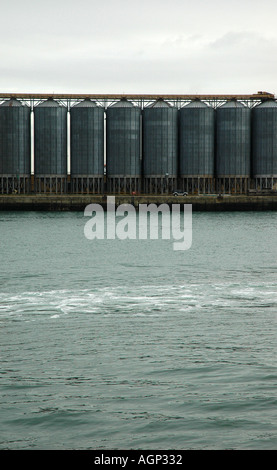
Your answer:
[252,101,277,176]
[143,106,178,177]
[179,104,215,176]
[70,104,104,176]
[34,103,67,175]
[106,106,141,177]
[216,103,251,176]
[0,101,31,175]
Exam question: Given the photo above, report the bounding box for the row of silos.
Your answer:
[0,97,277,194]
[105,97,277,193]
[34,98,104,193]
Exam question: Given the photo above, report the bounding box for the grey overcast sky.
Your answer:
[1,0,277,95]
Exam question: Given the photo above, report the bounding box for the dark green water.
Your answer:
[0,210,277,449]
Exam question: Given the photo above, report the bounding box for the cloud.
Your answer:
[0,1,277,95]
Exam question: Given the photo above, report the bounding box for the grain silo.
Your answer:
[0,99,31,194]
[70,99,104,193]
[34,98,67,193]
[142,99,178,194]
[216,100,251,194]
[179,100,215,194]
[106,99,141,193]
[252,99,277,191]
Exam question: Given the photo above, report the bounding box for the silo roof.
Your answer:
[254,99,277,108]
[1,98,23,107]
[110,99,134,108]
[73,99,98,108]
[184,100,210,108]
[219,100,246,109]
[149,99,171,108]
[36,98,65,107]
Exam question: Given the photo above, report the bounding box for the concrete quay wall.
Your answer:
[1,194,277,211]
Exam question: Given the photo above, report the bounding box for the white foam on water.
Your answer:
[1,280,277,323]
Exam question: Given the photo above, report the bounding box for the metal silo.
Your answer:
[252,99,277,191]
[0,98,31,194]
[216,100,251,194]
[179,100,215,194]
[142,99,178,194]
[70,99,104,193]
[34,98,67,193]
[106,99,141,193]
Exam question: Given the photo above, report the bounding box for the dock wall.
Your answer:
[1,194,277,211]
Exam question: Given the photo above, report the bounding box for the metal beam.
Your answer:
[0,91,274,111]
[0,92,274,101]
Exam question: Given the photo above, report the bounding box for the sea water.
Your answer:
[0,210,277,449]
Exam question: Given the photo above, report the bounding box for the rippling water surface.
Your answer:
[0,210,277,449]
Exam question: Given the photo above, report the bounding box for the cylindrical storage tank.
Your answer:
[179,100,215,194]
[216,100,251,193]
[142,99,177,193]
[252,100,277,190]
[34,98,67,193]
[106,99,141,193]
[70,99,104,193]
[0,98,31,194]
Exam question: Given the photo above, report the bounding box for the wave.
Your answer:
[0,281,277,322]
